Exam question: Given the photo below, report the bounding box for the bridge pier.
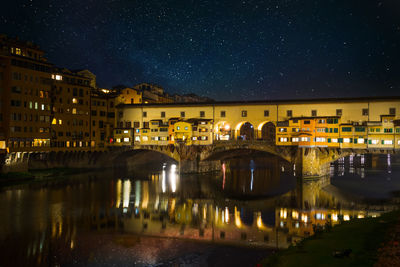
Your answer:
[295,147,344,178]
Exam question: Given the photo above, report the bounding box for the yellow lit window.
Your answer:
[51,118,57,125]
[59,119,62,125]
[15,48,21,55]
[72,108,77,114]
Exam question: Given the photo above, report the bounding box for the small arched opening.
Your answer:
[238,122,254,140]
[258,121,276,143]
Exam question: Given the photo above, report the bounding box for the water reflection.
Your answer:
[0,153,399,266]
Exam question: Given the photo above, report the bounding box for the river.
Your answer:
[0,153,399,267]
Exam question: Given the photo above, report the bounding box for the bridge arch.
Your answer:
[235,121,255,140]
[257,121,276,143]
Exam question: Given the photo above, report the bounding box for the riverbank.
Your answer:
[0,167,94,186]
[262,210,400,267]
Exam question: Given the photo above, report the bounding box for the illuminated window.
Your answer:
[357,138,364,144]
[291,137,299,142]
[316,137,326,142]
[177,126,180,130]
[59,120,62,125]
[279,128,287,132]
[29,101,33,109]
[123,137,130,142]
[383,140,393,145]
[135,136,140,142]
[72,108,77,114]
[331,138,338,143]
[192,137,197,140]
[39,91,44,98]
[142,136,148,141]
[72,98,78,104]
[343,214,350,221]
[51,118,57,124]
[34,102,38,109]
[343,138,351,143]
[52,74,63,80]
[184,126,188,130]
[370,139,379,145]
[41,104,45,110]
[123,130,129,133]
[15,48,21,55]
[279,137,288,142]
[66,141,70,147]
[301,137,310,142]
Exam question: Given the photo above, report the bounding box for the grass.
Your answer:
[262,210,400,267]
[0,167,94,187]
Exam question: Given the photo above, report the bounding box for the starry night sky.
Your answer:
[1,0,399,101]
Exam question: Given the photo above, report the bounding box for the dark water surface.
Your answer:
[0,154,399,267]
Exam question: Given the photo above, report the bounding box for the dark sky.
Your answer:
[1,0,399,101]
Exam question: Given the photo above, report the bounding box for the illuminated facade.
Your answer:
[118,98,400,149]
[50,68,91,150]
[0,34,53,153]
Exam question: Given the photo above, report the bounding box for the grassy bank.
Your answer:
[263,210,400,267]
[0,167,94,186]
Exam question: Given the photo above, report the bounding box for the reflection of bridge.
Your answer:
[130,140,398,177]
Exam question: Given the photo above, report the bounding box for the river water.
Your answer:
[0,153,399,267]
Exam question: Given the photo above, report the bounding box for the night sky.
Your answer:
[1,0,399,101]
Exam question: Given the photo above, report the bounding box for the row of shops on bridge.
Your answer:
[111,114,400,149]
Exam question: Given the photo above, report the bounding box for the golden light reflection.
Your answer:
[343,214,350,221]
[123,180,131,209]
[301,214,308,223]
[292,210,299,220]
[116,179,122,208]
[256,212,263,228]
[280,208,287,219]
[332,213,338,222]
[225,207,229,223]
[234,206,241,227]
[141,181,149,209]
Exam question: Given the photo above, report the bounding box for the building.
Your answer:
[0,34,53,153]
[117,97,400,149]
[50,68,92,151]
[91,89,117,149]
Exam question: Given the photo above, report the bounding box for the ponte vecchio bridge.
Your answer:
[115,97,400,177]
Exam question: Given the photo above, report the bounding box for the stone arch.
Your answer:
[214,121,232,140]
[235,121,255,140]
[257,121,276,143]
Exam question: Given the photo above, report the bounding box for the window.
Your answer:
[311,110,317,117]
[301,137,310,142]
[220,111,226,117]
[287,110,292,117]
[389,108,396,115]
[384,128,393,133]
[143,111,147,117]
[316,137,326,142]
[134,121,140,128]
[264,110,269,117]
[241,110,247,117]
[181,111,185,117]
[357,138,365,144]
[279,128,287,132]
[161,111,165,118]
[342,127,352,132]
[343,138,352,143]
[383,140,393,145]
[279,137,288,142]
[355,127,365,132]
[291,137,299,142]
[336,109,342,116]
[362,108,369,116]
[200,111,205,117]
